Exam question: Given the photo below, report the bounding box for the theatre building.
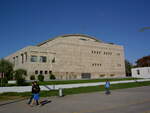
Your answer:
[5,34,125,80]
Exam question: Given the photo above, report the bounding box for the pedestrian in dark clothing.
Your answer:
[27,82,35,105]
[31,81,40,106]
[105,80,111,95]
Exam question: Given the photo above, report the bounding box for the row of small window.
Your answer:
[91,51,112,55]
[91,51,120,56]
[35,70,52,75]
[92,64,121,67]
[31,56,47,63]
[92,64,102,66]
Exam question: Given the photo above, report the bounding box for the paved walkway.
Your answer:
[0,86,150,113]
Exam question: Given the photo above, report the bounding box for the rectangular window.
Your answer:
[40,56,47,63]
[35,70,38,75]
[25,52,27,62]
[137,70,140,75]
[40,70,43,75]
[21,54,24,64]
[31,55,38,62]
[13,57,15,65]
[16,56,19,64]
[45,71,48,74]
[81,73,91,79]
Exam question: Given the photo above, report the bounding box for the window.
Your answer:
[49,71,52,74]
[117,53,120,56]
[80,38,87,41]
[137,70,140,75]
[52,57,55,63]
[13,57,15,65]
[35,70,38,75]
[24,52,27,62]
[31,55,38,62]
[40,56,47,63]
[40,70,43,75]
[81,73,91,79]
[45,71,48,74]
[21,54,24,64]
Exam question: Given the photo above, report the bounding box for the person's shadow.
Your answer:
[40,100,51,106]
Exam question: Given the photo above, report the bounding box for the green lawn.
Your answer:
[4,77,141,87]
[34,78,141,85]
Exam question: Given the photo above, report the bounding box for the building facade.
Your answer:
[132,67,150,78]
[5,34,126,80]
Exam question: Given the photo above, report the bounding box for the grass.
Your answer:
[2,78,141,87]
[0,81,150,101]
[37,78,141,85]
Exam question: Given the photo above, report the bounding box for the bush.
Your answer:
[38,74,44,82]
[16,77,26,86]
[0,77,8,86]
[49,74,56,80]
[30,75,35,80]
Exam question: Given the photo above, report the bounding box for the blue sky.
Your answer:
[0,0,150,64]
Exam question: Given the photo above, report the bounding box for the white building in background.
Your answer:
[132,67,150,78]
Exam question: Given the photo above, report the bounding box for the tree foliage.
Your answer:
[49,74,56,80]
[13,69,27,79]
[38,74,44,81]
[13,69,27,85]
[125,60,133,76]
[0,59,13,80]
[136,55,150,67]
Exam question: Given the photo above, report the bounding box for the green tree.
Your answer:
[125,60,133,77]
[136,55,150,67]
[30,75,35,80]
[38,74,44,81]
[0,59,13,80]
[13,69,27,85]
[49,74,56,80]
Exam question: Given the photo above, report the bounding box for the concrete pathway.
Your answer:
[0,86,150,113]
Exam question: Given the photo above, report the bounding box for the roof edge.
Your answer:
[37,34,103,46]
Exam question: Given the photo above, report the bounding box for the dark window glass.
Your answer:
[49,71,52,74]
[40,70,43,75]
[31,55,38,62]
[45,71,48,74]
[35,70,38,75]
[137,70,140,75]
[40,56,47,63]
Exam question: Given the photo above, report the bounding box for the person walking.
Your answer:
[27,82,35,105]
[105,80,111,95]
[32,81,40,106]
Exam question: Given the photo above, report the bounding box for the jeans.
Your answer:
[28,94,39,105]
[105,88,110,94]
[28,94,34,104]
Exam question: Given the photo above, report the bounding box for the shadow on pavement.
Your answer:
[40,100,52,106]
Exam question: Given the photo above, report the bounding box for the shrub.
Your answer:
[38,74,44,82]
[16,77,26,86]
[0,77,8,86]
[49,74,56,80]
[30,75,35,80]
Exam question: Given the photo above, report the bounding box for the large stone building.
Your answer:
[5,34,125,80]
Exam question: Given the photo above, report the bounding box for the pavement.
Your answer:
[0,86,150,113]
